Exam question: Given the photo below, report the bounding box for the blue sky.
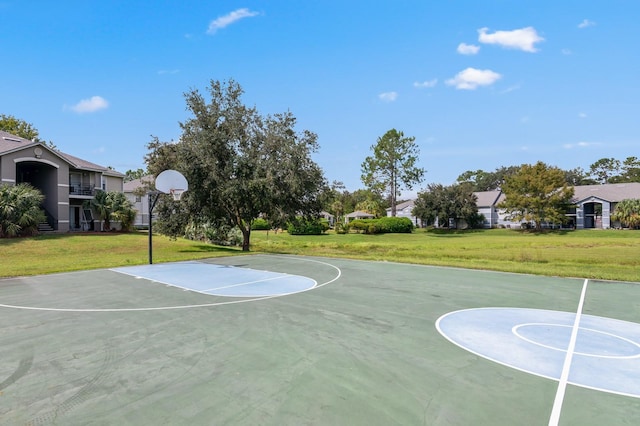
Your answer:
[2,1,639,194]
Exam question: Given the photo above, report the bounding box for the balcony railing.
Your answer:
[69,184,95,196]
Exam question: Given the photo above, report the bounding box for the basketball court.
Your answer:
[1,255,639,425]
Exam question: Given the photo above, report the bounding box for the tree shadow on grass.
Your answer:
[178,244,242,253]
[426,228,486,237]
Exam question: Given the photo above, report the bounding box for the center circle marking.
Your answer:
[513,323,640,359]
[436,307,640,398]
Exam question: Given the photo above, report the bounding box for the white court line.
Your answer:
[204,273,297,292]
[0,256,342,313]
[548,278,589,426]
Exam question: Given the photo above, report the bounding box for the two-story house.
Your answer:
[0,130,125,232]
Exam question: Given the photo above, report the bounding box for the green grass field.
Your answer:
[1,228,639,281]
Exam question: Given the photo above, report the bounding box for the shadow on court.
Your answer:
[0,255,639,425]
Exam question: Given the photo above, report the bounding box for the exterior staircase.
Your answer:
[37,222,55,233]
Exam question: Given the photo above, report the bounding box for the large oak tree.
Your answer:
[499,161,574,230]
[412,183,480,228]
[146,79,326,251]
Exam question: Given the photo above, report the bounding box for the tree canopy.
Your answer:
[456,166,519,191]
[124,168,146,182]
[412,183,480,228]
[361,129,424,217]
[145,79,326,251]
[0,114,40,141]
[499,161,574,230]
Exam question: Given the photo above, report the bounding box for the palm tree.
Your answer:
[107,192,136,231]
[611,199,640,229]
[87,190,112,231]
[85,190,136,231]
[0,184,46,237]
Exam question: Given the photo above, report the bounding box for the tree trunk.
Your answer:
[390,178,397,217]
[241,226,251,251]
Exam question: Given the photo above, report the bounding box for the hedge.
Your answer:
[348,216,414,234]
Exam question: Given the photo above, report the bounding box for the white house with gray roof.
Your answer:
[385,200,420,226]
[123,175,155,228]
[0,130,125,232]
[568,182,640,229]
[387,183,640,230]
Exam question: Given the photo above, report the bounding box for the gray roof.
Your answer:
[386,200,414,212]
[0,130,38,154]
[473,190,504,207]
[345,210,375,218]
[0,130,123,176]
[123,175,155,192]
[572,183,640,202]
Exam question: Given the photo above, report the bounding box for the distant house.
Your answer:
[394,183,640,230]
[568,182,640,229]
[385,200,419,226]
[345,210,375,223]
[475,183,640,229]
[473,190,506,229]
[318,211,335,227]
[0,130,125,232]
[123,175,155,228]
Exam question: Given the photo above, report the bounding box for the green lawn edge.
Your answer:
[1,228,639,282]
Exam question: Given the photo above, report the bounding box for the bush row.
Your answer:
[349,217,414,234]
[287,218,329,235]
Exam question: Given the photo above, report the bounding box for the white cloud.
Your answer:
[445,67,502,90]
[578,112,587,118]
[501,85,521,94]
[413,79,437,89]
[70,96,109,113]
[578,19,596,29]
[478,26,544,52]
[563,141,601,149]
[562,48,572,55]
[207,8,259,34]
[378,91,398,102]
[457,43,480,55]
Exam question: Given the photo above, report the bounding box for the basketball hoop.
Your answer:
[169,188,184,201]
[149,169,189,265]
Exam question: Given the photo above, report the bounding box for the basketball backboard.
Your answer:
[155,170,188,195]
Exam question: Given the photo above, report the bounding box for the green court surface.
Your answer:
[1,255,639,425]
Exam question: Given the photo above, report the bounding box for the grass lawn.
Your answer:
[250,228,640,282]
[1,228,639,282]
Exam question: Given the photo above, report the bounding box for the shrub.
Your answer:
[335,222,350,234]
[348,217,414,234]
[251,218,270,230]
[319,218,331,232]
[376,216,414,233]
[184,221,242,246]
[287,217,326,235]
[466,213,486,229]
[349,219,370,233]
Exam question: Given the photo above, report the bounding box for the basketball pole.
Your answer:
[148,191,161,264]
